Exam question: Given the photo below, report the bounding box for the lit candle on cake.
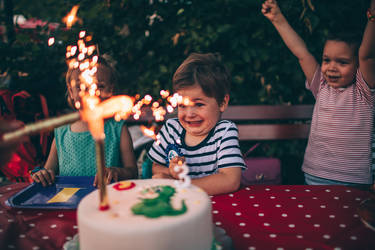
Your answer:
[174,160,191,189]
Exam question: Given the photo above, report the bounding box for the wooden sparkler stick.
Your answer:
[95,139,109,210]
[1,112,80,142]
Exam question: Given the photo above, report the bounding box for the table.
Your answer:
[0,183,374,250]
[211,185,374,250]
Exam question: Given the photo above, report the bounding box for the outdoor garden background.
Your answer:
[0,0,370,184]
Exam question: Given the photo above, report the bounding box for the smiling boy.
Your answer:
[147,53,246,195]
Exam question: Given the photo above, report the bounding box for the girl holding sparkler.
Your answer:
[148,53,246,195]
[262,0,375,186]
[32,57,138,187]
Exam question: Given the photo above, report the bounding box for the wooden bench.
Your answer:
[127,104,314,183]
[222,105,314,141]
[127,104,314,141]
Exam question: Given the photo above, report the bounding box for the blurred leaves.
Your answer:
[0,0,369,183]
[1,0,368,108]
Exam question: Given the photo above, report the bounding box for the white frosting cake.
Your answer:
[77,179,213,250]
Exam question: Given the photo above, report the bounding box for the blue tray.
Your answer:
[6,176,96,209]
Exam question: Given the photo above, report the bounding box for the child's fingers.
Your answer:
[34,173,48,187]
[39,169,53,186]
[261,4,271,15]
[106,172,112,184]
[93,174,98,187]
[106,169,118,184]
[47,169,55,184]
[32,174,41,183]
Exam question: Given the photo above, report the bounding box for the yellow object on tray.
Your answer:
[47,188,80,203]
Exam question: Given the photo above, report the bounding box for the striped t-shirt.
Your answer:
[302,66,375,184]
[147,118,246,178]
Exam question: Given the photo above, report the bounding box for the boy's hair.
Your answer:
[172,53,231,105]
[65,56,119,108]
[325,30,362,55]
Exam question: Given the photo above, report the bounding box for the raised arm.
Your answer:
[262,0,318,84]
[359,0,375,89]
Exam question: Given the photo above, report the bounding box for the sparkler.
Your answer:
[2,5,195,210]
[62,5,80,29]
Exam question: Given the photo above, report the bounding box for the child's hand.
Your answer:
[168,156,185,179]
[152,172,173,179]
[93,167,122,187]
[261,0,282,23]
[31,168,55,187]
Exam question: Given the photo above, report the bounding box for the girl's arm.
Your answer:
[31,138,58,186]
[94,124,138,186]
[191,167,242,196]
[359,0,375,89]
[262,0,318,84]
[118,124,138,179]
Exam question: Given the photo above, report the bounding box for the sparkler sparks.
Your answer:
[62,5,80,29]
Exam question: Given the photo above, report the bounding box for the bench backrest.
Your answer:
[222,105,314,141]
[126,105,314,141]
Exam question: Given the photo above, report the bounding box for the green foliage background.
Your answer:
[0,0,370,183]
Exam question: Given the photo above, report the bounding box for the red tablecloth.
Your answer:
[211,185,375,250]
[0,183,77,250]
[0,183,374,250]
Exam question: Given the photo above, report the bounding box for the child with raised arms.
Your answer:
[262,0,375,186]
[32,57,138,186]
[147,53,246,195]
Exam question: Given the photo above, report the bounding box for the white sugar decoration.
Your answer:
[173,160,191,189]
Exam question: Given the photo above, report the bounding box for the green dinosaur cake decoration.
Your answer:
[131,185,187,218]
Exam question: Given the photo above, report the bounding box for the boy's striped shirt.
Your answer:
[148,118,246,178]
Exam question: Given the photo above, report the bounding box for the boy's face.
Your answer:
[321,40,358,88]
[177,84,228,142]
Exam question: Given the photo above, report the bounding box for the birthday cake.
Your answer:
[77,179,213,250]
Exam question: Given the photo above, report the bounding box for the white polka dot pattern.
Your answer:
[0,183,79,250]
[1,183,373,250]
[211,185,373,249]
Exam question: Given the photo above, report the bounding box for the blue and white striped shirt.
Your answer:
[147,118,246,178]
